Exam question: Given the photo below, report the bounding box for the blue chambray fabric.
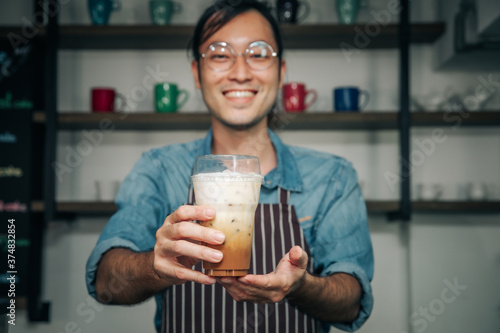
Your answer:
[85,128,374,332]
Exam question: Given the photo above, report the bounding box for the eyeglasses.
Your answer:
[201,41,278,72]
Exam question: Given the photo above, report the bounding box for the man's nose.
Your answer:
[228,54,253,82]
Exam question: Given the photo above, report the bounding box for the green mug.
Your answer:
[154,83,189,113]
[150,0,182,25]
[336,0,361,24]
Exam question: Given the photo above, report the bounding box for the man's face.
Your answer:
[191,10,286,130]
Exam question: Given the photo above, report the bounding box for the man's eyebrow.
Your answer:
[204,40,274,47]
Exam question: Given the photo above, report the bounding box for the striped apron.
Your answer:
[161,188,320,333]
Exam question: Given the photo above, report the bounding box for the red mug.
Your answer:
[282,82,317,112]
[91,87,126,112]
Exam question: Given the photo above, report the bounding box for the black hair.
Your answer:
[190,0,283,62]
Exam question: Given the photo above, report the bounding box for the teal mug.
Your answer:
[88,0,121,25]
[150,0,183,25]
[154,83,189,113]
[336,0,361,24]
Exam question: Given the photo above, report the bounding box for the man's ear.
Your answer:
[278,59,287,89]
[191,60,201,89]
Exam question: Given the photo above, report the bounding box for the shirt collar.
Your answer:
[201,128,213,156]
[265,129,303,192]
[200,128,303,192]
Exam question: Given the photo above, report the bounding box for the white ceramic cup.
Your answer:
[415,183,443,201]
[95,180,120,201]
[466,183,488,201]
[358,180,366,196]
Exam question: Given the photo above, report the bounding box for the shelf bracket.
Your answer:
[28,212,51,322]
[27,0,59,322]
[387,0,412,222]
[42,0,59,224]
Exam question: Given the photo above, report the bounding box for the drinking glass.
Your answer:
[191,155,263,276]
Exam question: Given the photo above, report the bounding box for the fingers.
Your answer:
[236,274,272,288]
[217,247,309,303]
[161,221,225,245]
[160,205,225,245]
[153,205,226,285]
[154,259,216,285]
[235,246,308,289]
[218,277,285,303]
[288,246,308,269]
[159,238,223,263]
[168,205,215,223]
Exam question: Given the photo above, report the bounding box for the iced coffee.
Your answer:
[191,156,263,277]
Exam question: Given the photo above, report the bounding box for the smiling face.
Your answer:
[191,10,286,130]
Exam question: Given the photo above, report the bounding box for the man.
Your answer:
[86,1,374,332]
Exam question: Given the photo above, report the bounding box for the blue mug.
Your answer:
[88,0,121,25]
[334,87,370,112]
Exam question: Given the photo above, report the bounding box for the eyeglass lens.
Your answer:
[204,42,275,71]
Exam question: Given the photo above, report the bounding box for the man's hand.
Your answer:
[95,205,225,305]
[154,205,226,286]
[217,246,308,303]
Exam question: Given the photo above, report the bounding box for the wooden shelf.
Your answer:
[0,26,46,40]
[412,201,500,213]
[31,200,500,215]
[59,25,194,50]
[367,200,500,214]
[1,23,445,50]
[280,23,445,49]
[33,112,398,130]
[59,23,445,50]
[32,111,500,131]
[52,112,212,131]
[412,111,500,127]
[31,201,116,215]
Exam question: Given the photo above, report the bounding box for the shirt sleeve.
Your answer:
[85,151,170,301]
[312,160,374,332]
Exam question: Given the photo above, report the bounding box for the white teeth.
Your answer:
[224,90,255,98]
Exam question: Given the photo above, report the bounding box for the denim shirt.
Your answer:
[86,129,374,332]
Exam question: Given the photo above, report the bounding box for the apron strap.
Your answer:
[278,187,290,205]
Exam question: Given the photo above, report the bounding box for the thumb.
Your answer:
[289,246,308,269]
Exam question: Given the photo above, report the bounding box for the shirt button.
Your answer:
[266,180,271,185]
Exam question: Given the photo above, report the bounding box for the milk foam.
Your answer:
[192,171,263,204]
[191,171,263,183]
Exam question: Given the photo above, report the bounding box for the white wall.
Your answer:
[3,0,500,332]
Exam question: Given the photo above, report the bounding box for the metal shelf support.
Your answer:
[29,0,58,322]
[388,0,412,222]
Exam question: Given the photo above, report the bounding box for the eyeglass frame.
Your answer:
[200,41,278,72]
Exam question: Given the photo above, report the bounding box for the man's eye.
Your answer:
[249,48,269,60]
[210,54,230,61]
[250,53,268,61]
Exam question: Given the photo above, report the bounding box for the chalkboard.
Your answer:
[0,42,34,111]
[0,110,32,299]
[0,36,36,300]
